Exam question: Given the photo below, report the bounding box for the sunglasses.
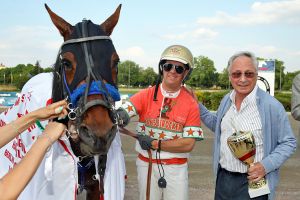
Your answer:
[162,63,187,74]
[230,71,257,79]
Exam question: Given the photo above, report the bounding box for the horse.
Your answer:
[45,4,123,200]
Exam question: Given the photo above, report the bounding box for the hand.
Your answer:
[137,134,155,150]
[247,162,266,182]
[183,86,198,102]
[116,107,130,127]
[43,122,66,142]
[34,100,68,121]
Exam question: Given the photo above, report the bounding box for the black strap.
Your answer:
[98,155,107,194]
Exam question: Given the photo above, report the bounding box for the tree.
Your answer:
[274,59,285,90]
[282,71,300,90]
[187,56,218,88]
[118,60,141,87]
[218,68,230,89]
[138,67,157,87]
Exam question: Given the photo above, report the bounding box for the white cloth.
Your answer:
[0,73,126,200]
[136,158,188,200]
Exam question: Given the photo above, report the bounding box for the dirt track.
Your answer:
[122,115,300,200]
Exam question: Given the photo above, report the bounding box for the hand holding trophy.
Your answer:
[227,130,270,198]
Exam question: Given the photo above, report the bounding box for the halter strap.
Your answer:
[61,35,111,47]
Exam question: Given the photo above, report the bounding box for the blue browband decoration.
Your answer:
[70,81,120,107]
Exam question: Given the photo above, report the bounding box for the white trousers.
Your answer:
[136,158,189,200]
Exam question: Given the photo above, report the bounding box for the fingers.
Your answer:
[247,162,266,182]
[50,99,68,108]
[54,106,64,114]
[42,100,68,120]
[49,100,67,112]
[247,173,262,183]
[44,122,67,141]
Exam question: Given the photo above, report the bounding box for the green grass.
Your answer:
[119,87,142,95]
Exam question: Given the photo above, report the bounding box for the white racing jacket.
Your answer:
[0,73,126,200]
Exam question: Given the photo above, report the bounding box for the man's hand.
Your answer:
[116,107,130,127]
[137,134,155,150]
[247,162,266,182]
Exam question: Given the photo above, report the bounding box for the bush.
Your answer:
[210,91,228,110]
[275,92,291,111]
[195,90,291,111]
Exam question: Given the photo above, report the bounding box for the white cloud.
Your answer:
[197,0,300,26]
[0,25,61,67]
[43,41,61,50]
[162,32,189,40]
[192,28,218,39]
[162,28,218,41]
[119,46,145,59]
[0,44,8,49]
[293,51,300,56]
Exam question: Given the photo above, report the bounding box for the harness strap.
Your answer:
[119,128,152,200]
[80,99,110,116]
[146,150,152,200]
[61,35,111,46]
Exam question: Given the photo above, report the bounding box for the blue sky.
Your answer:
[0,0,299,73]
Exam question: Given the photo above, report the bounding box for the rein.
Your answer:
[119,128,152,200]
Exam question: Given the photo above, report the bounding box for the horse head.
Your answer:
[45,4,121,157]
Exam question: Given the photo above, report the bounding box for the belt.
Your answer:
[138,153,187,165]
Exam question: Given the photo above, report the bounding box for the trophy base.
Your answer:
[248,181,270,198]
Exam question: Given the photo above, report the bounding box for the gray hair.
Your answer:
[227,51,258,73]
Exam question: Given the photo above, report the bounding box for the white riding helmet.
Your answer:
[159,45,194,74]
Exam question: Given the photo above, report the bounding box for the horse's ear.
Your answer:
[100,4,122,36]
[45,4,73,40]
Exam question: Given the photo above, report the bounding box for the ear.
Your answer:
[45,4,73,40]
[100,4,122,36]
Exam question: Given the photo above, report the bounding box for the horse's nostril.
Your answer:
[79,125,89,135]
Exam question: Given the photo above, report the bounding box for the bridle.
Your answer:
[58,19,119,123]
[54,19,120,196]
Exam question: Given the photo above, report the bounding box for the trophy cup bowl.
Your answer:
[227,131,270,198]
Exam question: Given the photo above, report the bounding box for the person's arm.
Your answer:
[0,100,67,148]
[199,103,217,132]
[292,74,300,120]
[260,105,297,175]
[0,122,66,200]
[151,138,195,153]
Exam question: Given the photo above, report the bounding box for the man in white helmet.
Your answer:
[118,45,203,200]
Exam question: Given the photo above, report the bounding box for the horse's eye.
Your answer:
[114,60,119,74]
[61,59,73,71]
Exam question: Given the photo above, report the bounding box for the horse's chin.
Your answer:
[80,142,109,156]
[77,125,117,156]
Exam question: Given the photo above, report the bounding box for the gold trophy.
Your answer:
[227,130,270,198]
